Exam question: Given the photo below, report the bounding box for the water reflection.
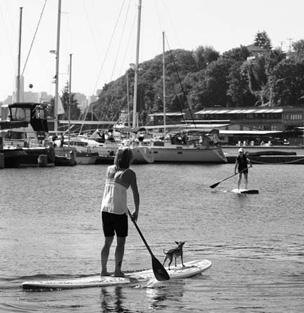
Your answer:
[98,281,186,312]
[146,281,185,310]
[100,286,130,313]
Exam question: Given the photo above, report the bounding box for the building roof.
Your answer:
[195,108,283,115]
[246,44,268,53]
[149,112,185,117]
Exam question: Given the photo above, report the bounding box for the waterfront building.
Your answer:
[147,107,304,146]
[195,107,304,145]
[195,107,304,132]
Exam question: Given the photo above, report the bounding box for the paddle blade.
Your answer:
[210,182,220,189]
[241,189,259,194]
[152,256,170,281]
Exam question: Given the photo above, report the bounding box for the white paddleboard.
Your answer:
[22,259,211,290]
[231,189,259,194]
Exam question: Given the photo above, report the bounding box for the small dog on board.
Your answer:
[163,241,185,270]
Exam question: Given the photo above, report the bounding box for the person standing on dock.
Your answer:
[100,147,140,277]
[234,148,252,190]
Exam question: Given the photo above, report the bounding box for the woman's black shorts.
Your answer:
[238,166,248,174]
[102,212,128,237]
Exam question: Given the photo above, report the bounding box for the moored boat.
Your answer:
[54,146,77,166]
[0,102,55,168]
[53,136,99,165]
[2,146,54,168]
[75,151,99,165]
[123,139,154,164]
[148,129,227,163]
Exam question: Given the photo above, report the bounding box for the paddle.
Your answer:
[210,167,250,189]
[127,209,170,281]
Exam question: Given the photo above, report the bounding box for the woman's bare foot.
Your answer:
[114,271,125,277]
[100,271,111,276]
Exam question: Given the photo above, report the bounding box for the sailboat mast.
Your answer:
[68,53,72,147]
[132,0,142,128]
[16,7,23,103]
[54,0,62,132]
[162,31,166,135]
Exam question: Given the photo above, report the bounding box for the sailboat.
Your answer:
[123,0,154,164]
[148,32,227,163]
[92,0,153,164]
[48,0,76,166]
[50,1,98,165]
[60,54,99,165]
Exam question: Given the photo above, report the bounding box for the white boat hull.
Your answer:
[75,152,99,165]
[151,144,227,163]
[130,145,154,164]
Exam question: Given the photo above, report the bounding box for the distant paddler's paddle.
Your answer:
[210,167,250,189]
[127,209,170,281]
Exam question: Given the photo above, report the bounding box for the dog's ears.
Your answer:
[175,241,179,245]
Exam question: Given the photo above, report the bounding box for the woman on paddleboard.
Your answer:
[100,147,140,277]
[234,148,252,190]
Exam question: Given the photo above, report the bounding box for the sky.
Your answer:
[1,0,304,103]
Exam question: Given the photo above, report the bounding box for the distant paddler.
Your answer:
[234,148,252,190]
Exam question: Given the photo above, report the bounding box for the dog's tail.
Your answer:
[163,249,167,254]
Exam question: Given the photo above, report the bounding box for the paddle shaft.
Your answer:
[210,166,250,188]
[127,210,154,256]
[127,209,170,281]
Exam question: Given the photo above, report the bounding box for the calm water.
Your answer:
[0,163,304,312]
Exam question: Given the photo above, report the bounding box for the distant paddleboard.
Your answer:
[22,259,212,290]
[231,189,259,194]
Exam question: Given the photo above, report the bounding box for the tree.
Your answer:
[227,62,257,107]
[242,56,269,105]
[222,46,250,62]
[60,82,81,120]
[254,31,272,50]
[199,58,234,107]
[264,49,286,76]
[269,58,304,106]
[289,39,304,63]
[192,46,220,70]
[292,39,304,54]
[47,97,55,118]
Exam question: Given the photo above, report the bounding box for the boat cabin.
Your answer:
[0,102,49,148]
[1,102,48,132]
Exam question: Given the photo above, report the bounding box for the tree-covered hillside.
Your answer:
[89,31,304,126]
